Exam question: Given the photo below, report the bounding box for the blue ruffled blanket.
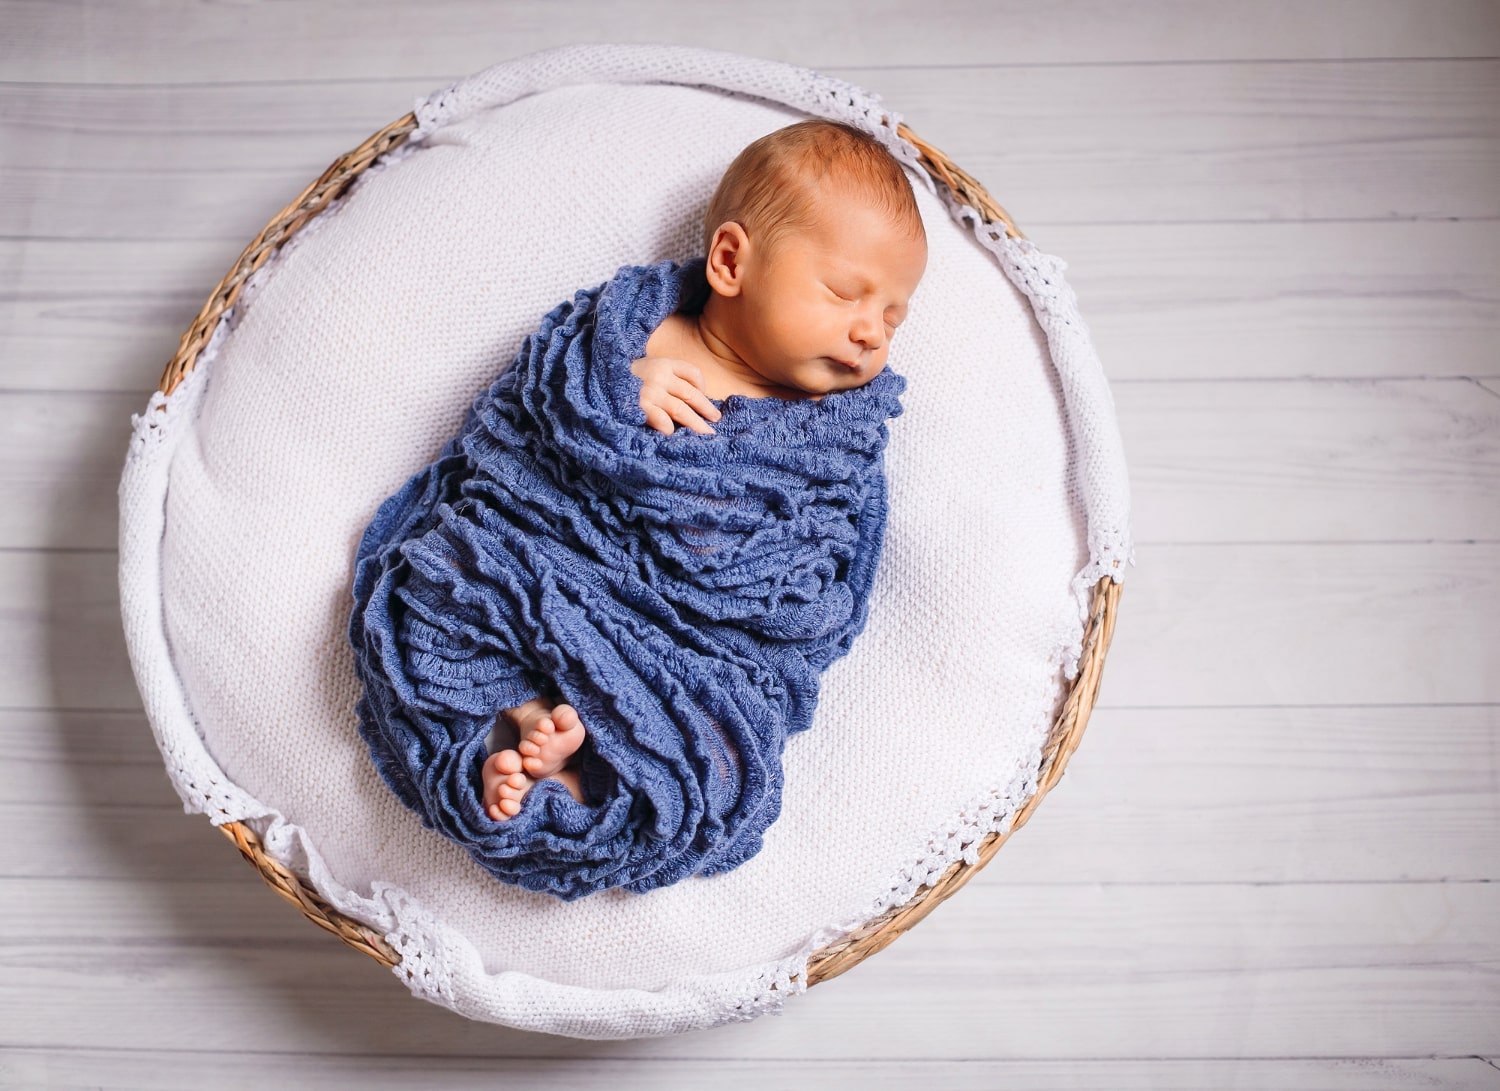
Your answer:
[348,258,906,899]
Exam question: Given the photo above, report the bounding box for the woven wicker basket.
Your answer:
[158,110,1122,990]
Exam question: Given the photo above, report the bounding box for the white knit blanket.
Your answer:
[117,44,1133,1039]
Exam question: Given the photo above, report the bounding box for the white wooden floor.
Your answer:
[3,2,1498,1088]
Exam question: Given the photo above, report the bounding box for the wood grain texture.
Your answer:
[3,61,1495,237]
[3,1054,1497,1091]
[0,549,134,710]
[0,878,1494,1058]
[1053,220,1500,381]
[1006,704,1500,883]
[5,0,1500,81]
[1116,379,1500,543]
[1104,542,1500,706]
[868,59,1500,225]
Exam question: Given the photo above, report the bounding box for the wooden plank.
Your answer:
[0,878,328,948]
[1048,220,1500,382]
[0,549,139,712]
[1100,542,1500,707]
[0,804,234,882]
[0,236,244,395]
[0,1053,1497,1091]
[867,59,1500,226]
[0,393,136,550]
[3,705,1491,884]
[5,0,1500,82]
[0,879,1493,1058]
[1115,378,1500,544]
[0,709,171,808]
[14,379,1500,551]
[4,543,1497,710]
[2,60,1496,239]
[1003,704,1500,884]
[0,79,435,175]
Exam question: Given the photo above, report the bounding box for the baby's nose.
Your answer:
[850,309,884,349]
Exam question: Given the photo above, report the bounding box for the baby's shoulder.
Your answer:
[644,312,699,359]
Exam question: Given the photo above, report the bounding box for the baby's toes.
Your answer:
[550,704,582,735]
[521,746,555,777]
[481,750,513,796]
[495,771,530,818]
[481,751,504,781]
[483,752,526,820]
[518,717,554,756]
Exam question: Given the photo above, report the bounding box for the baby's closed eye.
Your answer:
[825,283,906,330]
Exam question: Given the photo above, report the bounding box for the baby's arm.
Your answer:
[630,357,723,436]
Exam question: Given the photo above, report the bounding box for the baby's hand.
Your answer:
[630,356,722,436]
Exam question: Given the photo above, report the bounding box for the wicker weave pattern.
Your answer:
[159,109,1119,989]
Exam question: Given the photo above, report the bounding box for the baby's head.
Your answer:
[699,120,928,399]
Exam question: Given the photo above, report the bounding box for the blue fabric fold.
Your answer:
[347,258,906,899]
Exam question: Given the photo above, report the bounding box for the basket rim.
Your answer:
[162,104,1118,993]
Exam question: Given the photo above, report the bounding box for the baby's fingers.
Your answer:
[666,377,722,422]
[641,403,677,435]
[669,359,708,390]
[664,396,717,436]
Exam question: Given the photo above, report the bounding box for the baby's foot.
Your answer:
[480,699,589,821]
[481,749,533,821]
[512,700,587,779]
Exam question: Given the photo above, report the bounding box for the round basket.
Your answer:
[123,45,1129,1036]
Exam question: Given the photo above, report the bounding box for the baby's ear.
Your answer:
[704,222,748,297]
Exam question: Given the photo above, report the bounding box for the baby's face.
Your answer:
[733,190,926,398]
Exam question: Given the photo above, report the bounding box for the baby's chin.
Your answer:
[747,359,884,400]
[805,363,885,396]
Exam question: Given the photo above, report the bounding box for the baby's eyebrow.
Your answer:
[826,269,874,294]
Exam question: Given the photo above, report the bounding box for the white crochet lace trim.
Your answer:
[127,327,214,461]
[718,956,805,1025]
[124,343,270,828]
[120,43,1133,1038]
[253,813,458,1008]
[380,885,459,1008]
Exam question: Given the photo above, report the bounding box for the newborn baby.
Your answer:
[481,118,929,821]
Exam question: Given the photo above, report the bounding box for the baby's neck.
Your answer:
[691,301,820,402]
[692,316,768,391]
[647,301,822,402]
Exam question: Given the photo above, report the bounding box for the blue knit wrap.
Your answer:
[347,258,906,899]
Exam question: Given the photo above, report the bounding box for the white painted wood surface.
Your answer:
[2,1,1497,1087]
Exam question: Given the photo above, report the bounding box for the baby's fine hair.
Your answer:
[702,119,925,256]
